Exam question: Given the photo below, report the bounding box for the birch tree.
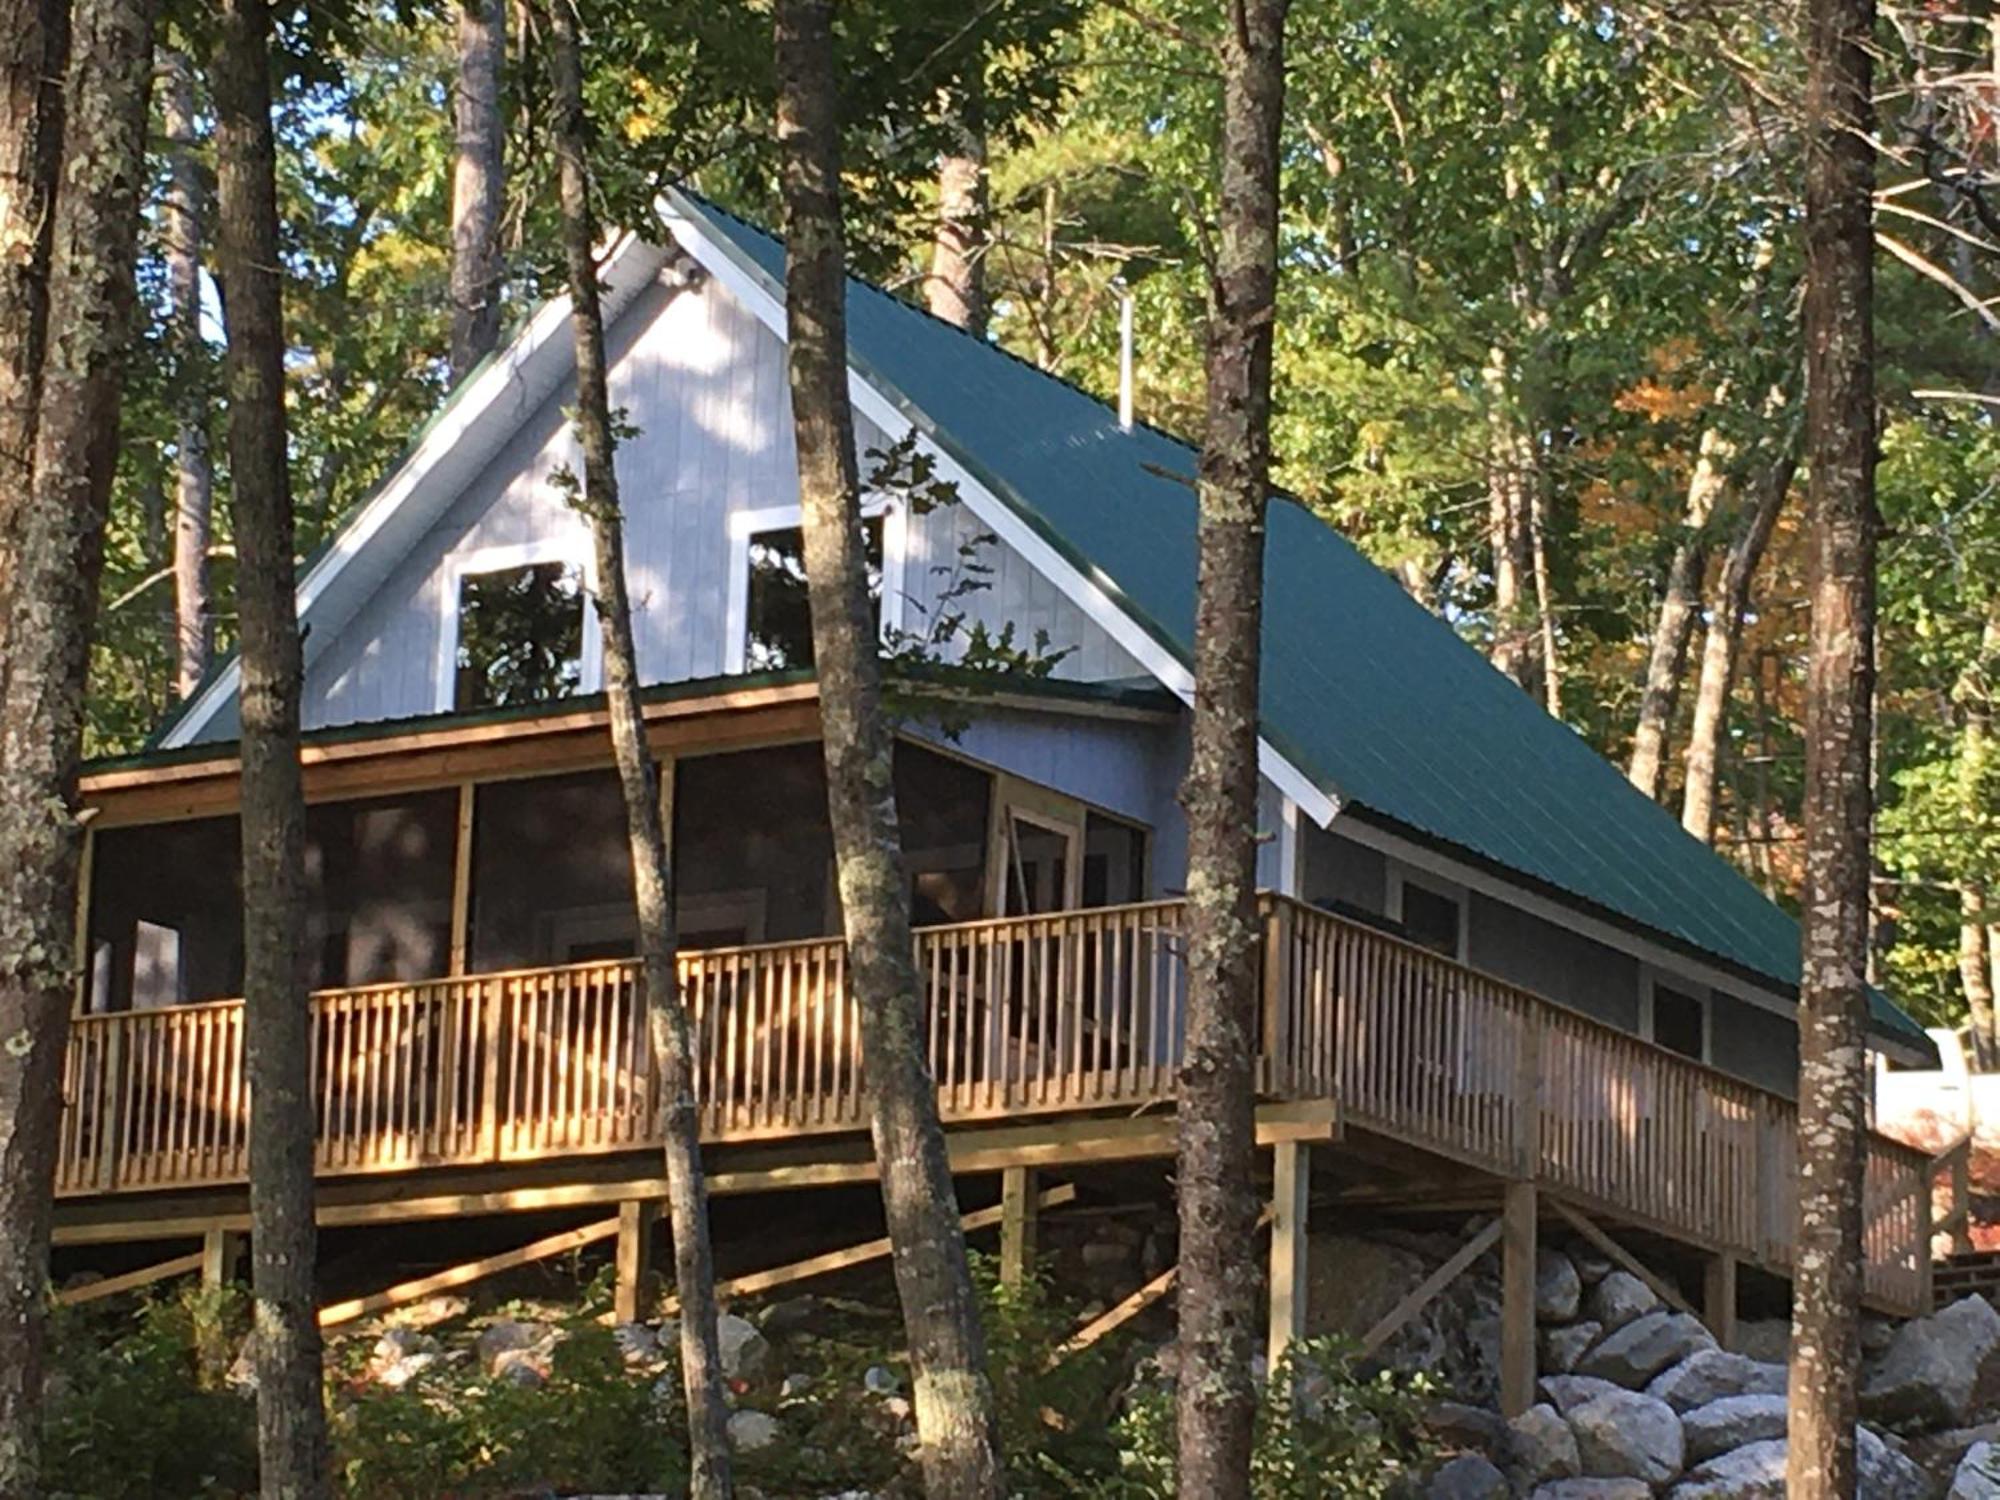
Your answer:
[541,2,734,1492]
[451,0,506,379]
[1787,0,1878,1481]
[772,2,1005,1493]
[1176,1,1288,1494]
[1681,439,1797,844]
[0,0,154,1485]
[210,0,332,1490]
[1627,421,1733,799]
[160,42,213,700]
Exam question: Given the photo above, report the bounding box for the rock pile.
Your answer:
[1390,1235,2000,1499]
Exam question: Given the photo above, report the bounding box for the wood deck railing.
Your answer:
[55,894,1936,1312]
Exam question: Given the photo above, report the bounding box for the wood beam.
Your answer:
[1000,1166,1039,1287]
[318,1216,621,1327]
[1549,1199,1696,1317]
[661,1183,1078,1314]
[1267,1140,1309,1374]
[1703,1252,1738,1351]
[56,1250,204,1307]
[1500,1180,1537,1419]
[1359,1218,1503,1359]
[614,1200,658,1324]
[1049,1264,1176,1369]
[56,1102,1331,1246]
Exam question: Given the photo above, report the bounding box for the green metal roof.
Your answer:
[684,195,1933,1057]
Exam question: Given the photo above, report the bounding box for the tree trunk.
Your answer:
[0,0,67,640]
[1788,0,1877,1481]
[1484,347,1537,694]
[0,1,152,1486]
[1629,423,1735,799]
[541,6,734,1494]
[1529,482,1561,715]
[210,3,331,1493]
[927,75,987,336]
[450,0,505,379]
[772,5,1004,1495]
[1176,2,1289,1495]
[1962,888,1997,1071]
[1682,446,1797,844]
[161,44,213,700]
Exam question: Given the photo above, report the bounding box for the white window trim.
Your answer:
[1640,966,1712,1065]
[723,499,908,676]
[1385,859,1470,963]
[432,537,602,715]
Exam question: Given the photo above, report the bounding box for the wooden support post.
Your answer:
[1703,1252,1738,1351]
[200,1228,241,1288]
[1267,1140,1309,1375]
[448,781,475,976]
[1500,1179,1537,1419]
[1951,1139,1974,1256]
[615,1199,658,1324]
[71,824,95,1013]
[1000,1166,1038,1286]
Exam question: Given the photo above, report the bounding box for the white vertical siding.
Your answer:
[300,273,1142,733]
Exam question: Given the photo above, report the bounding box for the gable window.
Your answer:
[435,540,598,715]
[742,517,884,670]
[726,502,903,675]
[454,560,586,710]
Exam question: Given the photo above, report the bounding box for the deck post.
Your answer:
[1702,1251,1738,1351]
[1500,1179,1537,1418]
[615,1199,659,1324]
[1267,1139,1310,1376]
[1951,1141,1974,1255]
[1000,1166,1039,1286]
[200,1228,242,1288]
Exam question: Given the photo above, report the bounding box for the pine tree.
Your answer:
[1175,2,1289,1494]
[773,3,1006,1493]
[1787,0,1878,1481]
[210,0,332,1490]
[0,0,154,1484]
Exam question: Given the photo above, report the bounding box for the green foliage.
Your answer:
[334,1317,687,1498]
[1068,1337,1437,1500]
[42,1288,259,1499]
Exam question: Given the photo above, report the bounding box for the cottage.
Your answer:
[58,191,1945,1409]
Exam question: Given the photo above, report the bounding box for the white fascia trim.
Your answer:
[161,234,661,751]
[431,535,602,714]
[721,496,910,676]
[658,193,1340,829]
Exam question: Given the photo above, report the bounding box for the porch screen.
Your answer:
[302,790,457,988]
[896,745,990,925]
[87,815,243,1010]
[675,742,836,945]
[470,769,636,969]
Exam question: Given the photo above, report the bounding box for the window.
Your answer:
[742,517,884,671]
[1401,882,1462,958]
[453,559,587,711]
[1651,983,1707,1061]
